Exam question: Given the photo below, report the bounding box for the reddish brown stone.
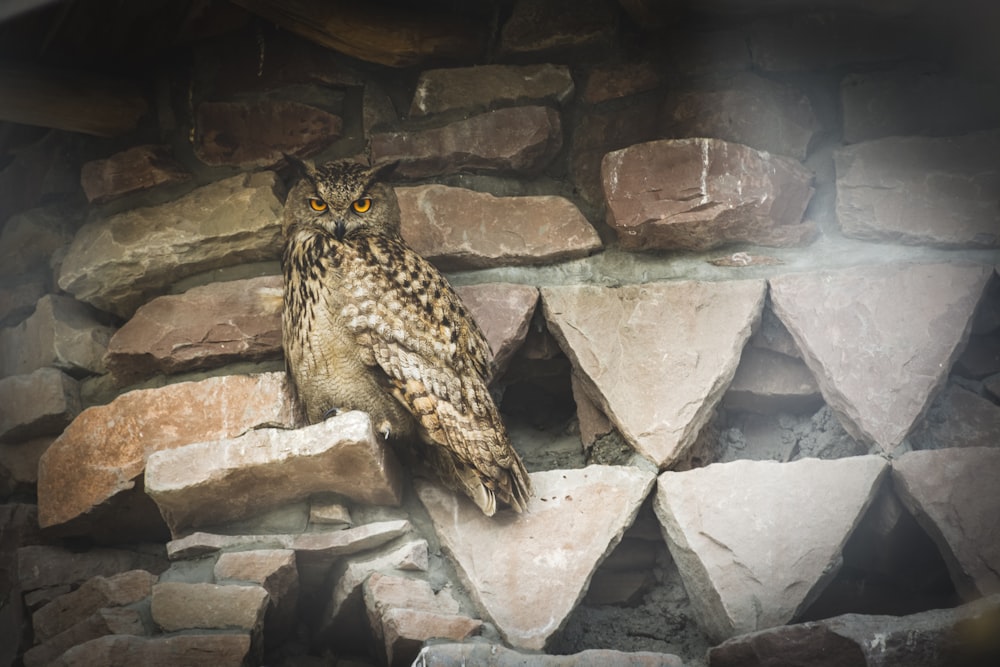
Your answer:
[80,145,190,204]
[454,284,538,378]
[583,62,661,104]
[602,138,816,251]
[214,549,298,642]
[371,106,562,178]
[195,100,342,168]
[410,64,574,117]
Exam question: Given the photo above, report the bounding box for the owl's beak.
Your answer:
[334,219,347,241]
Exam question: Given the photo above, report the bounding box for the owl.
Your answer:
[280,157,531,516]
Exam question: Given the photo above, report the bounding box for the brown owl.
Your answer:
[280,157,531,516]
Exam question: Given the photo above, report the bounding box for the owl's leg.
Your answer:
[375,419,392,440]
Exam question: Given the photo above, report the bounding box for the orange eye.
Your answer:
[352,197,372,214]
[309,198,327,212]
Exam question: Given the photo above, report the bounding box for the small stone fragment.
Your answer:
[80,144,190,204]
[410,63,574,116]
[0,368,80,443]
[310,499,353,527]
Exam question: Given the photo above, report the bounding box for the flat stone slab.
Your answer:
[655,456,888,642]
[151,582,268,632]
[892,447,1000,600]
[16,545,167,593]
[396,185,601,271]
[768,262,992,452]
[602,137,816,252]
[80,144,190,204]
[32,570,156,643]
[722,347,822,414]
[24,606,145,667]
[165,519,412,560]
[49,634,251,667]
[58,171,284,318]
[105,275,283,386]
[0,368,80,443]
[37,372,301,536]
[416,465,656,650]
[541,281,765,468]
[410,63,574,116]
[835,131,1000,248]
[145,411,403,535]
[415,643,685,666]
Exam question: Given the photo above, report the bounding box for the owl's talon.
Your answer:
[322,407,341,420]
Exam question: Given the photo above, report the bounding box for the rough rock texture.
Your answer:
[194,100,342,168]
[498,0,618,57]
[104,275,283,386]
[892,448,1000,600]
[0,294,115,378]
[453,284,537,378]
[415,643,686,666]
[542,281,765,468]
[410,64,574,116]
[722,347,822,414]
[0,205,75,282]
[214,549,298,642]
[768,262,991,452]
[0,368,80,442]
[16,545,167,593]
[396,185,600,271]
[145,411,403,534]
[32,570,156,642]
[151,582,268,632]
[370,106,562,178]
[37,372,301,537]
[655,456,888,642]
[416,466,656,650]
[57,171,285,318]
[24,607,145,667]
[79,144,190,204]
[708,594,1000,667]
[660,72,821,160]
[583,61,660,104]
[0,436,52,494]
[909,384,1000,450]
[48,633,252,667]
[835,131,1000,248]
[602,138,816,251]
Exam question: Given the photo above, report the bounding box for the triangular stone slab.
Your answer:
[416,465,656,650]
[654,456,887,642]
[769,262,991,453]
[892,447,1000,600]
[541,281,766,468]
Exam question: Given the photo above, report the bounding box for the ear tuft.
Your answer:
[371,160,401,181]
[283,153,315,180]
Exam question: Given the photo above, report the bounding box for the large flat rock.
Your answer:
[57,171,285,318]
[37,372,301,538]
[655,456,888,642]
[416,643,685,667]
[541,281,765,468]
[835,131,1000,248]
[602,137,816,251]
[416,465,656,650]
[769,262,992,452]
[145,411,403,535]
[892,447,1000,600]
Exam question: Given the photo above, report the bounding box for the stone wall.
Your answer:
[1,0,1000,666]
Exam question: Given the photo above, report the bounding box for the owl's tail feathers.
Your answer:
[424,443,532,517]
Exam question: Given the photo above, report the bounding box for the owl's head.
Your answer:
[283,157,400,241]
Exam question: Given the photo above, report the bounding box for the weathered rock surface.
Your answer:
[499,0,617,57]
[892,447,1000,600]
[145,411,403,534]
[32,570,156,642]
[370,106,562,178]
[722,347,822,414]
[0,280,46,327]
[768,262,991,452]
[214,549,298,642]
[655,456,888,641]
[841,69,1000,143]
[417,465,656,650]
[416,643,686,667]
[835,131,1000,248]
[16,545,167,593]
[58,171,285,318]
[396,185,601,270]
[0,436,52,494]
[0,368,80,442]
[602,138,816,251]
[583,61,660,104]
[0,205,75,281]
[708,594,1000,667]
[194,100,342,168]
[909,384,1000,450]
[410,64,574,117]
[80,144,190,204]
[49,633,252,667]
[454,284,537,378]
[0,294,115,378]
[24,607,145,667]
[542,281,765,467]
[660,72,821,160]
[105,275,282,386]
[152,582,268,632]
[37,372,301,536]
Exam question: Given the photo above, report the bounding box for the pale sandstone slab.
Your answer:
[722,347,822,414]
[541,281,765,468]
[768,263,991,452]
[37,372,300,535]
[410,63,574,116]
[33,569,156,642]
[371,106,562,178]
[0,294,115,378]
[165,519,412,560]
[145,411,403,534]
[80,144,190,204]
[602,138,816,251]
[892,447,1000,600]
[24,607,145,667]
[152,582,268,632]
[49,633,251,667]
[16,545,167,593]
[416,465,656,650]
[415,643,685,667]
[57,171,285,318]
[655,456,888,641]
[105,275,283,386]
[835,132,1000,248]
[0,368,80,442]
[397,185,601,270]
